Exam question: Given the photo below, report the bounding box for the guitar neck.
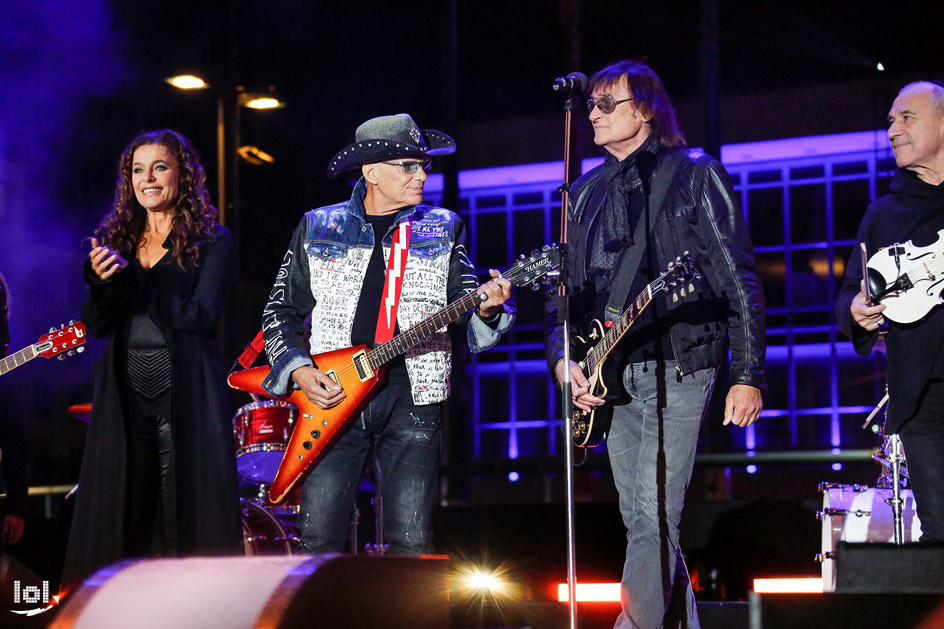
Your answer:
[367,291,481,369]
[0,344,38,376]
[585,286,654,374]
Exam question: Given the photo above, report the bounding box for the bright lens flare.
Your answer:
[450,561,522,603]
[460,568,511,596]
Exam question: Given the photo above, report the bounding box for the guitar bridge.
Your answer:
[352,350,373,382]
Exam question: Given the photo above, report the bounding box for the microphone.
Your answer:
[551,72,588,93]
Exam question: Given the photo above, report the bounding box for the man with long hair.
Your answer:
[546,60,766,628]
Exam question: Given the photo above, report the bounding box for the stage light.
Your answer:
[877,62,885,71]
[832,463,842,471]
[753,577,822,594]
[165,75,207,90]
[746,464,757,474]
[451,561,520,602]
[556,582,621,602]
[508,471,519,482]
[462,569,508,595]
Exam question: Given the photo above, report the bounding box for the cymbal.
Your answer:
[68,403,92,424]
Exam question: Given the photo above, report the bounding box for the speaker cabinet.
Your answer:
[51,554,450,628]
[835,541,944,593]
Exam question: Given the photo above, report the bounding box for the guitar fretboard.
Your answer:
[367,290,484,369]
[364,249,557,369]
[0,345,38,376]
[585,286,654,375]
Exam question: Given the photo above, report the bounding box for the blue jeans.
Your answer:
[296,381,441,554]
[607,360,717,629]
[898,378,944,542]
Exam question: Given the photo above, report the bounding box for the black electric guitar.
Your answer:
[571,256,698,447]
[866,228,944,324]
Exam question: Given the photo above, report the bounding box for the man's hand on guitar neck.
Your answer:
[292,365,345,410]
[476,269,512,320]
[850,279,886,331]
[555,359,605,412]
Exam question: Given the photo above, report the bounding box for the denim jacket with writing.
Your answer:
[262,178,515,405]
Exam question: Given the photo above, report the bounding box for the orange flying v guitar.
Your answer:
[229,246,560,504]
[0,321,86,376]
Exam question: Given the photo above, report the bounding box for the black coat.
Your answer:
[62,225,242,589]
[835,168,944,432]
[547,145,767,390]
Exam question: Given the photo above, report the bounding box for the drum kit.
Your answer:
[232,399,300,555]
[815,386,923,591]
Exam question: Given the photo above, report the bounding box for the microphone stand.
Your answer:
[554,79,582,629]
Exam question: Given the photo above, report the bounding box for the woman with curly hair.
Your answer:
[62,129,242,590]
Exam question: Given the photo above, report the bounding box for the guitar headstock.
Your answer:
[37,321,87,360]
[505,244,561,291]
[652,252,700,302]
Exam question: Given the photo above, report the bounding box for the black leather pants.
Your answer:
[124,387,177,556]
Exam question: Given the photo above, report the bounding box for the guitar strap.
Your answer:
[604,148,687,327]
[374,220,411,344]
[231,329,266,376]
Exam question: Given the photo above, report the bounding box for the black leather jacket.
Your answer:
[546,146,767,391]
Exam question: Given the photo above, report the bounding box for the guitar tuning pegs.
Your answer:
[77,346,85,354]
[57,355,65,361]
[519,253,526,259]
[69,319,75,325]
[531,283,540,291]
[49,327,56,333]
[67,350,74,357]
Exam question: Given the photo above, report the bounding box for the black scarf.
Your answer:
[587,137,658,290]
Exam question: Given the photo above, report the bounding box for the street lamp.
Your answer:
[165,74,282,226]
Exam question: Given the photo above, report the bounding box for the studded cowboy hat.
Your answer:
[327,113,456,178]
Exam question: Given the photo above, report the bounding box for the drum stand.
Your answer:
[886,434,906,545]
[351,457,387,556]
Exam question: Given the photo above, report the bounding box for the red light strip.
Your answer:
[556,583,621,603]
[752,578,823,594]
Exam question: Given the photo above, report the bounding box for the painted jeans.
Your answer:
[296,380,441,554]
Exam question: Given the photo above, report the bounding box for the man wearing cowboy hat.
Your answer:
[261,113,515,554]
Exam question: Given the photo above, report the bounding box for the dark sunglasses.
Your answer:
[586,96,634,115]
[380,159,432,174]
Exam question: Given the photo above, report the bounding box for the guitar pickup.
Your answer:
[352,350,373,382]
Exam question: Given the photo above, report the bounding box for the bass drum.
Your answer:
[817,483,922,592]
[241,499,293,556]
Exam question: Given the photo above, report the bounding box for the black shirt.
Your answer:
[351,214,409,383]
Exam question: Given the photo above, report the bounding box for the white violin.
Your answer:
[866,228,944,324]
